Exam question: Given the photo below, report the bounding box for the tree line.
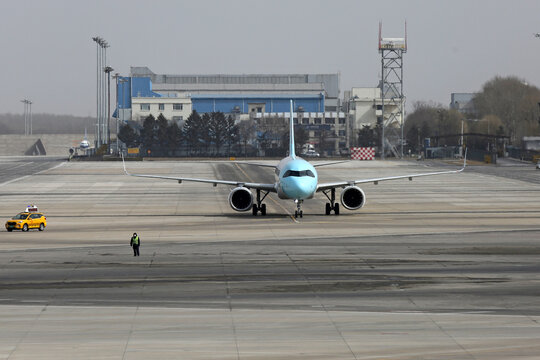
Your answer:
[118,111,317,157]
[0,113,95,135]
[118,111,240,156]
[355,76,540,155]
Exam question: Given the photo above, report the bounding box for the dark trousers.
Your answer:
[132,244,140,256]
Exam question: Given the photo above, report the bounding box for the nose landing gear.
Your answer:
[294,199,303,218]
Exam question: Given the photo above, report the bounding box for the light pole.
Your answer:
[92,36,109,150]
[20,99,32,135]
[118,78,128,155]
[92,37,102,148]
[113,73,119,155]
[20,99,27,135]
[28,100,33,135]
[104,66,114,154]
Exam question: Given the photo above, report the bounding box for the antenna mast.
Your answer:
[378,21,407,159]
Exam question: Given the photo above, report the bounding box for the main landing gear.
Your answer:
[252,189,269,216]
[322,188,340,215]
[294,199,303,218]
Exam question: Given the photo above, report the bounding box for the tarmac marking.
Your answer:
[234,163,298,223]
[0,161,66,187]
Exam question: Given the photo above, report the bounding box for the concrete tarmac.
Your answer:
[1,157,540,359]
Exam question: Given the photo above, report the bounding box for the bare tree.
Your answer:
[474,76,540,144]
[237,120,256,157]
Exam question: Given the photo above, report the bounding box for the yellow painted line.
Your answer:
[234,163,298,223]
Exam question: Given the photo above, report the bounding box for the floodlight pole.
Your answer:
[105,66,114,154]
[29,100,33,135]
[21,100,27,135]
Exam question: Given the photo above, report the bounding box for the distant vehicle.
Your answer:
[301,150,320,158]
[5,212,47,232]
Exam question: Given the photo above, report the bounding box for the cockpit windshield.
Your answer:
[283,169,315,178]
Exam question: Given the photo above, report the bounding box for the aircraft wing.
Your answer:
[317,157,466,192]
[232,161,277,168]
[122,157,276,192]
[310,160,349,168]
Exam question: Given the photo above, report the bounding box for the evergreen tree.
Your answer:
[155,113,169,154]
[209,112,227,155]
[141,114,156,154]
[168,121,183,154]
[357,125,376,147]
[225,115,238,156]
[118,124,139,147]
[183,111,202,155]
[200,113,212,155]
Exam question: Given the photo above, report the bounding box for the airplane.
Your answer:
[122,100,466,218]
[69,129,92,156]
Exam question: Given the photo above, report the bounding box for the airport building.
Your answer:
[343,87,401,148]
[450,93,476,115]
[116,67,348,154]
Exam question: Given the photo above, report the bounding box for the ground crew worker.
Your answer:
[130,232,140,256]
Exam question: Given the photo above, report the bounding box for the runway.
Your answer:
[1,157,539,359]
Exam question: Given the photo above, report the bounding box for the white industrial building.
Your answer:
[343,87,401,147]
[130,96,192,124]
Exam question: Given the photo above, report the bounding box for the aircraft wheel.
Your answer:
[294,210,298,218]
[261,204,266,216]
[325,203,331,215]
[334,203,340,215]
[22,224,28,232]
[252,204,258,216]
[299,211,303,218]
[39,223,45,231]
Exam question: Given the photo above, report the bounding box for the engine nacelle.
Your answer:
[340,186,366,210]
[228,187,253,212]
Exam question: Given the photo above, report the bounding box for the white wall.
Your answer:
[131,97,192,124]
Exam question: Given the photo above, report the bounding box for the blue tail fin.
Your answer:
[289,100,296,159]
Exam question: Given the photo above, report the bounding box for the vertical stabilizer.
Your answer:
[289,100,296,159]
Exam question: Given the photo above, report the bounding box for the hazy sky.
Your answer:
[1,0,540,117]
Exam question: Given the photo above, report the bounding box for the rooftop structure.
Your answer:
[130,67,340,111]
[450,93,476,115]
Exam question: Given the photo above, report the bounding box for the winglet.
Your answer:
[289,99,296,159]
[121,153,130,175]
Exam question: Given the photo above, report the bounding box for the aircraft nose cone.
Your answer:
[283,177,316,199]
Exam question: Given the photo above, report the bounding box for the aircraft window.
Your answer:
[283,170,315,178]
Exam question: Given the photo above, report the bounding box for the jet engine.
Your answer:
[228,187,253,212]
[340,186,366,210]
